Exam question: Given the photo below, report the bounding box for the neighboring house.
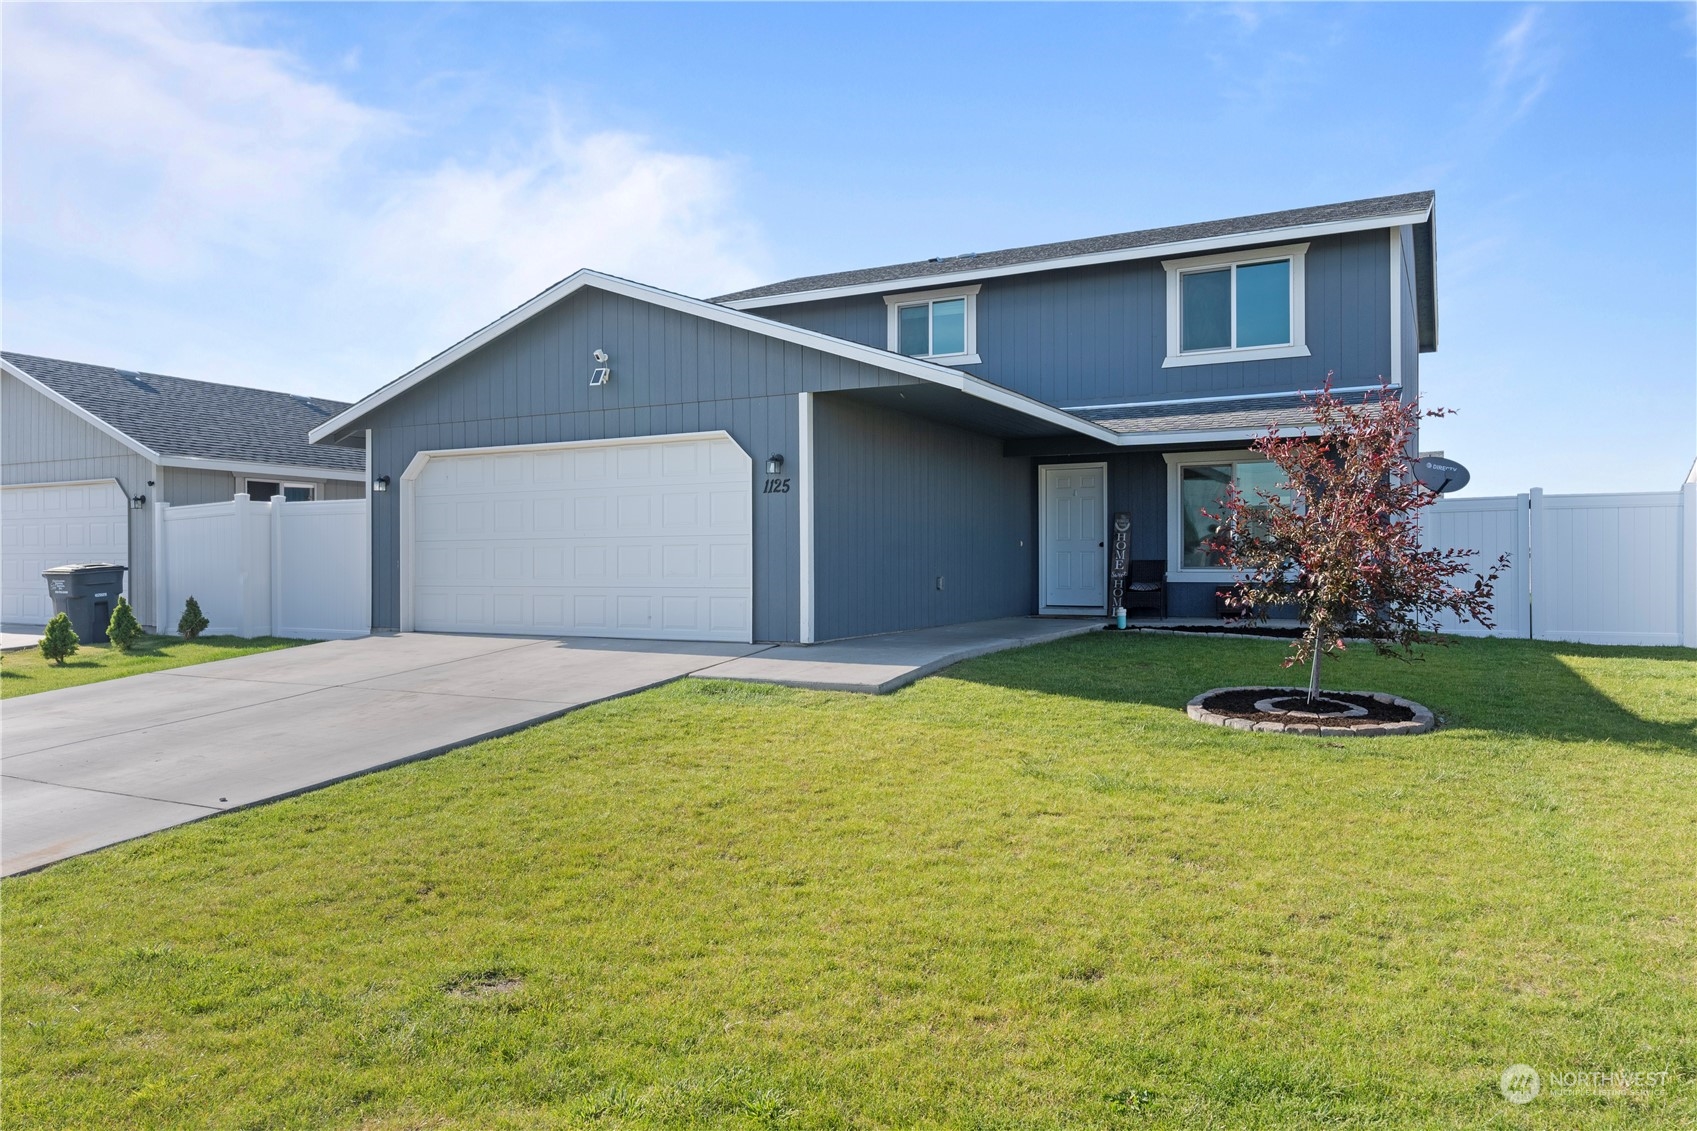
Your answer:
[2,353,365,631]
[310,191,1437,644]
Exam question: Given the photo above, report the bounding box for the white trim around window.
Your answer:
[1162,449,1269,583]
[1161,243,1309,368]
[884,284,981,364]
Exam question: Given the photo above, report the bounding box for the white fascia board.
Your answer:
[2,357,162,463]
[1112,425,1321,449]
[1062,384,1385,413]
[156,456,367,482]
[720,206,1434,311]
[310,269,1121,448]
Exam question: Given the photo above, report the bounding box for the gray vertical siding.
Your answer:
[360,286,918,639]
[813,395,1034,640]
[754,230,1394,409]
[319,479,366,501]
[162,467,237,506]
[1,372,162,628]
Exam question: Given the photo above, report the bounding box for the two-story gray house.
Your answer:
[311,191,1437,644]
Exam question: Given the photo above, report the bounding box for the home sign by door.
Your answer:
[1109,511,1131,614]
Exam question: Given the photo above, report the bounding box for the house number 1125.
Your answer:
[761,477,791,494]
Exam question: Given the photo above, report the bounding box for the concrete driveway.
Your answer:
[1,633,764,875]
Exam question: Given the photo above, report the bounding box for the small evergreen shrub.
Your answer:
[178,596,210,640]
[107,596,142,652]
[40,612,79,666]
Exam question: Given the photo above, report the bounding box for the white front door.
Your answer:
[1041,463,1107,610]
[407,433,753,642]
[1,480,131,627]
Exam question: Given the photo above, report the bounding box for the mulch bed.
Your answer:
[1200,688,1415,726]
[1187,685,1436,736]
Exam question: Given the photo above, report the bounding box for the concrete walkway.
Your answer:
[1,629,41,652]
[694,616,1103,694]
[1,633,763,875]
[2,616,1105,874]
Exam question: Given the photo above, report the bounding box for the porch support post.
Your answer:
[798,391,815,644]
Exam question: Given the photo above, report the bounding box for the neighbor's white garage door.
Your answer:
[409,434,753,642]
[1,479,131,627]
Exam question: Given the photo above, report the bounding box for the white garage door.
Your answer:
[409,433,753,642]
[1,479,131,627]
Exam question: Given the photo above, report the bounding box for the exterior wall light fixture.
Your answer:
[766,454,784,475]
[374,475,390,492]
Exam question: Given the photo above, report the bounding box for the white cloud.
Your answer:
[1484,7,1558,125]
[1,4,769,400]
[3,5,387,277]
[352,122,764,324]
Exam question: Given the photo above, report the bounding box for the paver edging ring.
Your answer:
[1185,686,1436,737]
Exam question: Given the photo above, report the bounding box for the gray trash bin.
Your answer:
[42,563,129,644]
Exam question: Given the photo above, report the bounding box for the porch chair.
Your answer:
[1122,559,1167,619]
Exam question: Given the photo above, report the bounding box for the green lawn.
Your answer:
[0,634,307,698]
[4,633,1694,1129]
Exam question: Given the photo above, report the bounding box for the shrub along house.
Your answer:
[2,354,365,631]
[310,191,1437,644]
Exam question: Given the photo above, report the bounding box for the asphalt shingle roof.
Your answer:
[3,352,363,472]
[714,191,1435,305]
[1071,387,1397,436]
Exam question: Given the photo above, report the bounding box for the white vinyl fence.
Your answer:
[155,494,369,639]
[1424,482,1697,648]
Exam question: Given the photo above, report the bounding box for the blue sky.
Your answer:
[3,2,1693,495]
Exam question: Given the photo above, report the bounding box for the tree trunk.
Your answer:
[1307,626,1325,705]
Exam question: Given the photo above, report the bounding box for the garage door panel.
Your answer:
[410,435,752,642]
[616,544,652,579]
[616,446,655,479]
[710,596,751,632]
[1,480,130,628]
[535,498,566,532]
[535,546,566,580]
[573,594,608,628]
[571,449,609,483]
[492,547,526,580]
[708,443,744,477]
[534,594,566,626]
[492,499,525,533]
[492,593,525,625]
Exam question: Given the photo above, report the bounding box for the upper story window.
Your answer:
[1162,243,1310,368]
[884,284,981,364]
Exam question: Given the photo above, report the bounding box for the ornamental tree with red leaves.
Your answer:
[1204,380,1507,706]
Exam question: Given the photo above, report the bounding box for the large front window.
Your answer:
[1163,243,1309,368]
[1171,456,1286,570]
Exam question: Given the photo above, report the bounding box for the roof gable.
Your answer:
[309,270,1120,447]
[2,352,364,474]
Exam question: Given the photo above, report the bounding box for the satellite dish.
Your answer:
[1411,455,1470,494]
